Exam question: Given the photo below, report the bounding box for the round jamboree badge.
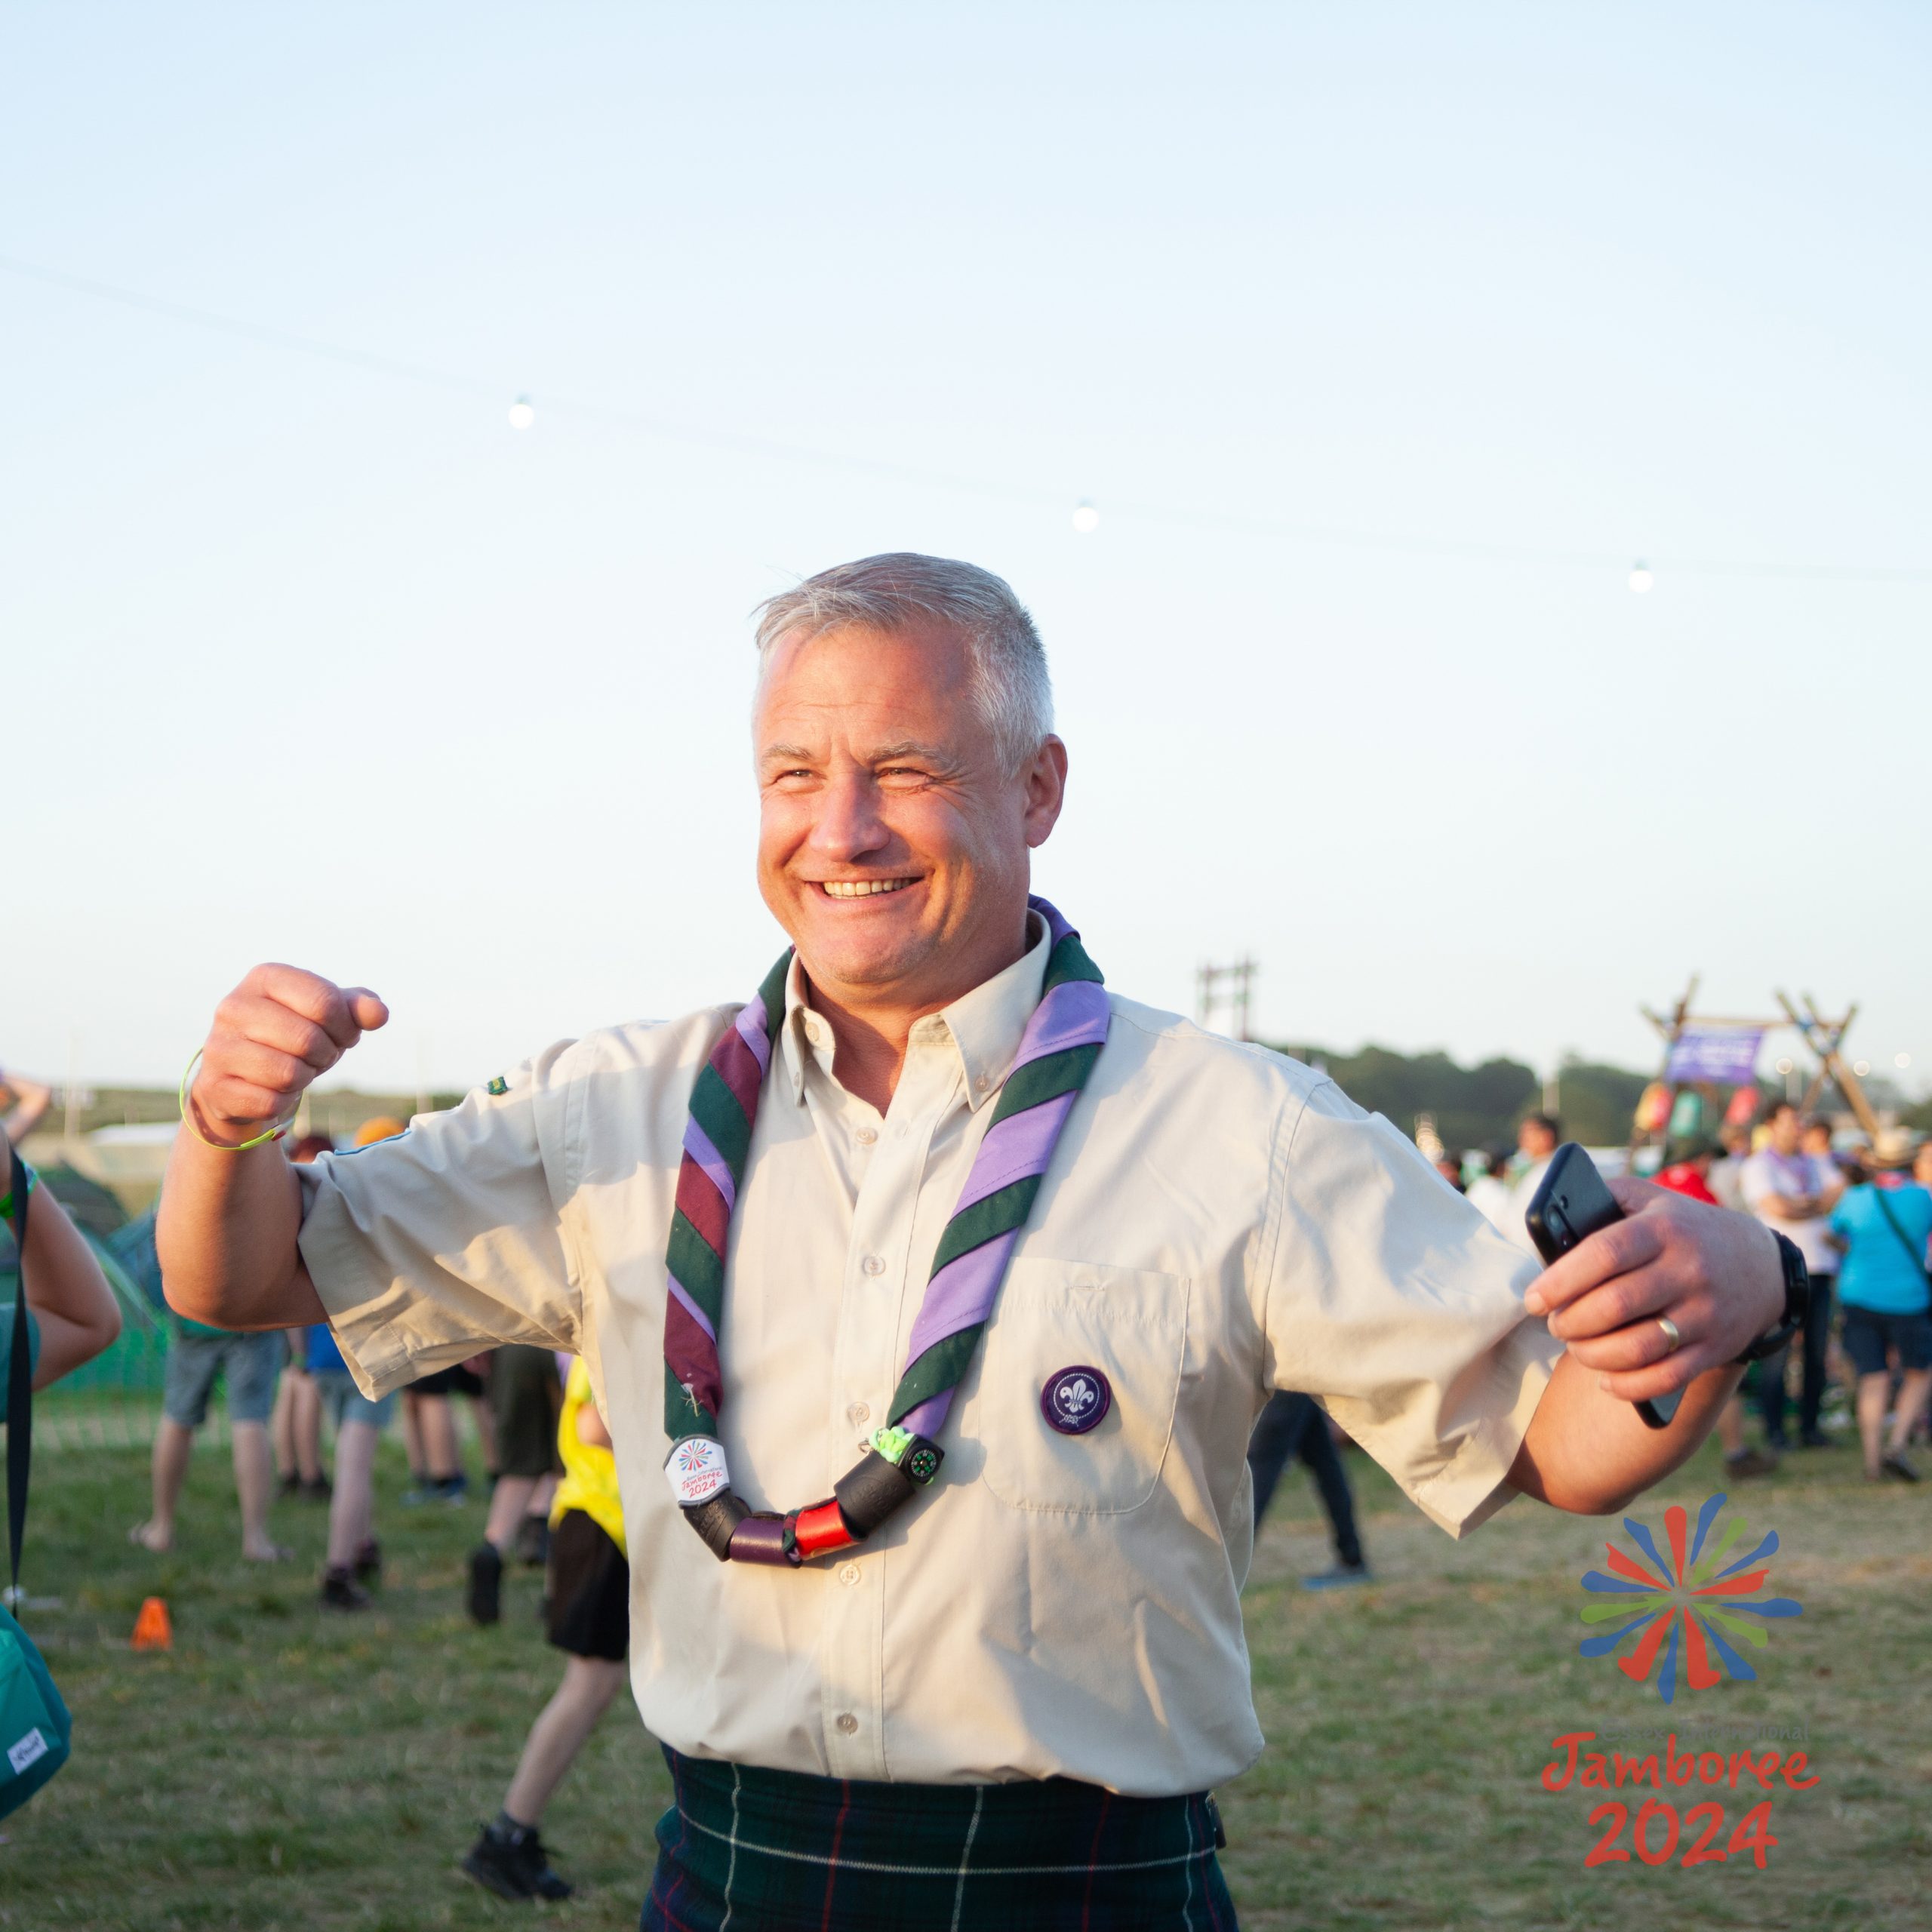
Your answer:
[1040,1365,1112,1435]
[664,1435,730,1506]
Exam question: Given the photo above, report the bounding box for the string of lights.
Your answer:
[6,252,1929,589]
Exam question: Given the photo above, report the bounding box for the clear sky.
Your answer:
[6,3,1929,1104]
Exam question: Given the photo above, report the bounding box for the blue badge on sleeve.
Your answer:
[1040,1365,1112,1435]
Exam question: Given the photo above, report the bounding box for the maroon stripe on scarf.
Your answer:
[675,1155,732,1260]
[712,1023,767,1120]
[664,1299,722,1420]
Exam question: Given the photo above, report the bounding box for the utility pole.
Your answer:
[1197,958,1257,1041]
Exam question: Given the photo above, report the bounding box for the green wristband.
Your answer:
[179,1050,294,1152]
[0,1161,36,1222]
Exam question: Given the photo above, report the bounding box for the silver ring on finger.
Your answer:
[1655,1314,1682,1355]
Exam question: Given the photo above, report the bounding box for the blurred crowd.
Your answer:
[1438,1103,1932,1484]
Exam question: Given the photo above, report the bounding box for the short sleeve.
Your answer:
[1257,1080,1561,1539]
[1739,1156,1776,1211]
[297,1042,584,1399]
[1828,1197,1850,1240]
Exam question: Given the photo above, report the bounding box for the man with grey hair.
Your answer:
[160,552,1795,1927]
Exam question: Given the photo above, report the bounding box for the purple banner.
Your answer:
[1665,1027,1763,1085]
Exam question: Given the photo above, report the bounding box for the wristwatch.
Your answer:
[1732,1232,1810,1364]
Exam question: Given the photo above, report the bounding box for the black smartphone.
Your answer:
[1524,1143,1680,1431]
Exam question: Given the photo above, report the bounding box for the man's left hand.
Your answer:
[1523,1178,1786,1404]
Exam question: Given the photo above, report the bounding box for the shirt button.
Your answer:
[836,1712,859,1735]
[855,1126,877,1146]
[861,1254,885,1277]
[847,1401,870,1426]
[975,1073,991,1093]
[839,1562,862,1586]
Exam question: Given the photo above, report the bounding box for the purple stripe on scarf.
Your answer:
[680,1116,737,1211]
[666,1270,718,1344]
[949,1090,1076,1218]
[734,998,773,1074]
[1008,977,1111,1075]
[1027,893,1074,949]
[897,1387,953,1443]
[901,1227,1018,1368]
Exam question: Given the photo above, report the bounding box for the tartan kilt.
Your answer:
[643,1746,1238,1931]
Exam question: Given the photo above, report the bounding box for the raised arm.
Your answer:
[2,1070,53,1146]
[8,1175,123,1387]
[156,964,388,1331]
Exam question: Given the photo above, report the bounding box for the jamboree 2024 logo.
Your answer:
[1540,1494,1812,1873]
[1579,1491,1802,1701]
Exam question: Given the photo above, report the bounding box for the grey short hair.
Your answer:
[752,552,1054,771]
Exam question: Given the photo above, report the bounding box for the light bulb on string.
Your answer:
[507,395,536,431]
[1070,500,1100,535]
[1627,561,1654,594]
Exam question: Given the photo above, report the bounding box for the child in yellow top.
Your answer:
[462,1358,630,1903]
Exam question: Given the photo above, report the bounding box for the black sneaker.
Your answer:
[1724,1448,1779,1479]
[1882,1452,1920,1483]
[321,1567,371,1612]
[513,1515,551,1568]
[353,1537,382,1585]
[468,1542,503,1625]
[298,1475,334,1503]
[278,1471,300,1498]
[461,1821,573,1902]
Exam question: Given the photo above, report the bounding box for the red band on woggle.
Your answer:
[792,1500,857,1561]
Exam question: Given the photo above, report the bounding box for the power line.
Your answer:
[5,252,1929,586]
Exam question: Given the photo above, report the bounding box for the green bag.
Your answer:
[2,1146,72,1820]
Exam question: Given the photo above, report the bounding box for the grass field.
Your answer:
[2,1424,1925,1930]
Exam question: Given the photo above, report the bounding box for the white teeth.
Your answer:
[821,878,912,898]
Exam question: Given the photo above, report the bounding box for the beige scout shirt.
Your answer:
[298,919,1560,1796]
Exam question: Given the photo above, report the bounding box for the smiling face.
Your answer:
[754,620,1066,1020]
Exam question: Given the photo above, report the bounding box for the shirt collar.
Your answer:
[779,912,1052,1110]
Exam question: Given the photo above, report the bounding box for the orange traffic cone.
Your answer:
[131,1596,172,1651]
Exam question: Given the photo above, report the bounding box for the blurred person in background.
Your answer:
[1655,1135,1773,1478]
[1709,1122,1752,1213]
[401,1364,484,1506]
[467,1346,565,1623]
[1828,1129,1932,1483]
[129,1189,291,1564]
[1245,1391,1369,1589]
[1,1155,122,1413]
[1801,1117,1842,1184]
[271,1132,334,1500]
[1741,1104,1844,1451]
[1465,1147,1514,1235]
[306,1116,408,1608]
[1498,1112,1561,1255]
[2,1069,54,1147]
[462,1357,630,1902]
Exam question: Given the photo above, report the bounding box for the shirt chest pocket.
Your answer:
[969,1257,1191,1515]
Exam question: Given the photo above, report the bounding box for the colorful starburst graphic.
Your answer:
[1578,1493,1801,1703]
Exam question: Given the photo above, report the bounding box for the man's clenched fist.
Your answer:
[190,964,389,1140]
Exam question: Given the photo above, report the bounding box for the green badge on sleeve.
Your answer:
[486,1076,509,1097]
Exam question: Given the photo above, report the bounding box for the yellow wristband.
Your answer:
[178,1050,295,1152]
